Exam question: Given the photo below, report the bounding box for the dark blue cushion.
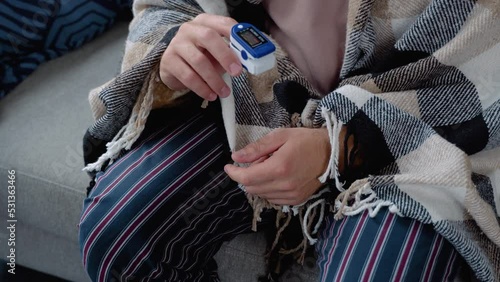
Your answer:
[0,0,132,98]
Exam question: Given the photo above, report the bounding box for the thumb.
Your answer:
[232,129,288,163]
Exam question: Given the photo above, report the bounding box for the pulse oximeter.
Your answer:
[230,23,276,75]
[216,24,276,152]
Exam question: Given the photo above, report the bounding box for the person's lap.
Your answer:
[79,103,464,282]
[78,104,273,281]
[317,209,464,282]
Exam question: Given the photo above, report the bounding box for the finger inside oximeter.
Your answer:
[230,23,276,75]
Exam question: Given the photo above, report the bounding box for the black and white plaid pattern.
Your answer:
[84,0,500,280]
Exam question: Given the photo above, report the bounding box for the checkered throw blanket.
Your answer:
[83,0,500,280]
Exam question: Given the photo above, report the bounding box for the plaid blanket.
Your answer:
[82,0,500,280]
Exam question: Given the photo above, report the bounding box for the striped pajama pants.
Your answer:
[79,104,464,282]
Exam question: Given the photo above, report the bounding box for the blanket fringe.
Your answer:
[284,209,309,265]
[84,73,155,172]
[318,107,345,192]
[269,211,292,253]
[334,178,401,220]
[249,187,331,266]
[247,191,275,232]
[299,188,330,245]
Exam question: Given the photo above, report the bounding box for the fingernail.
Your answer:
[233,150,245,158]
[209,93,217,101]
[229,63,241,76]
[221,86,231,98]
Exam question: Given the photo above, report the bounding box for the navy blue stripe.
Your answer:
[406,223,440,281]
[317,209,464,282]
[430,240,457,282]
[79,109,265,281]
[81,116,212,280]
[322,213,363,280]
[101,124,222,278]
[341,211,384,281]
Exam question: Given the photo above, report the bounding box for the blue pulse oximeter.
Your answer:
[230,23,276,75]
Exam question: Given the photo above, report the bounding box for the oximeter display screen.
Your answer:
[238,27,266,48]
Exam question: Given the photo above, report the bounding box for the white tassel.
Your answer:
[336,183,402,218]
[283,188,330,245]
[83,122,129,172]
[282,205,290,213]
[302,198,325,245]
[84,82,155,172]
[313,201,326,235]
[318,107,344,192]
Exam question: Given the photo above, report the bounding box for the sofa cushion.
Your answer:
[0,22,129,281]
[0,22,128,197]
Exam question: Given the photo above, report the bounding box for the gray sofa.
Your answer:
[0,23,318,282]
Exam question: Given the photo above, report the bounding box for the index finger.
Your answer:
[193,13,237,38]
[224,157,280,187]
[191,15,242,76]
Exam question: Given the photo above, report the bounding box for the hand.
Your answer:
[224,128,331,206]
[160,13,243,101]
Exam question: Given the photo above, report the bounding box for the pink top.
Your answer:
[262,0,348,94]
